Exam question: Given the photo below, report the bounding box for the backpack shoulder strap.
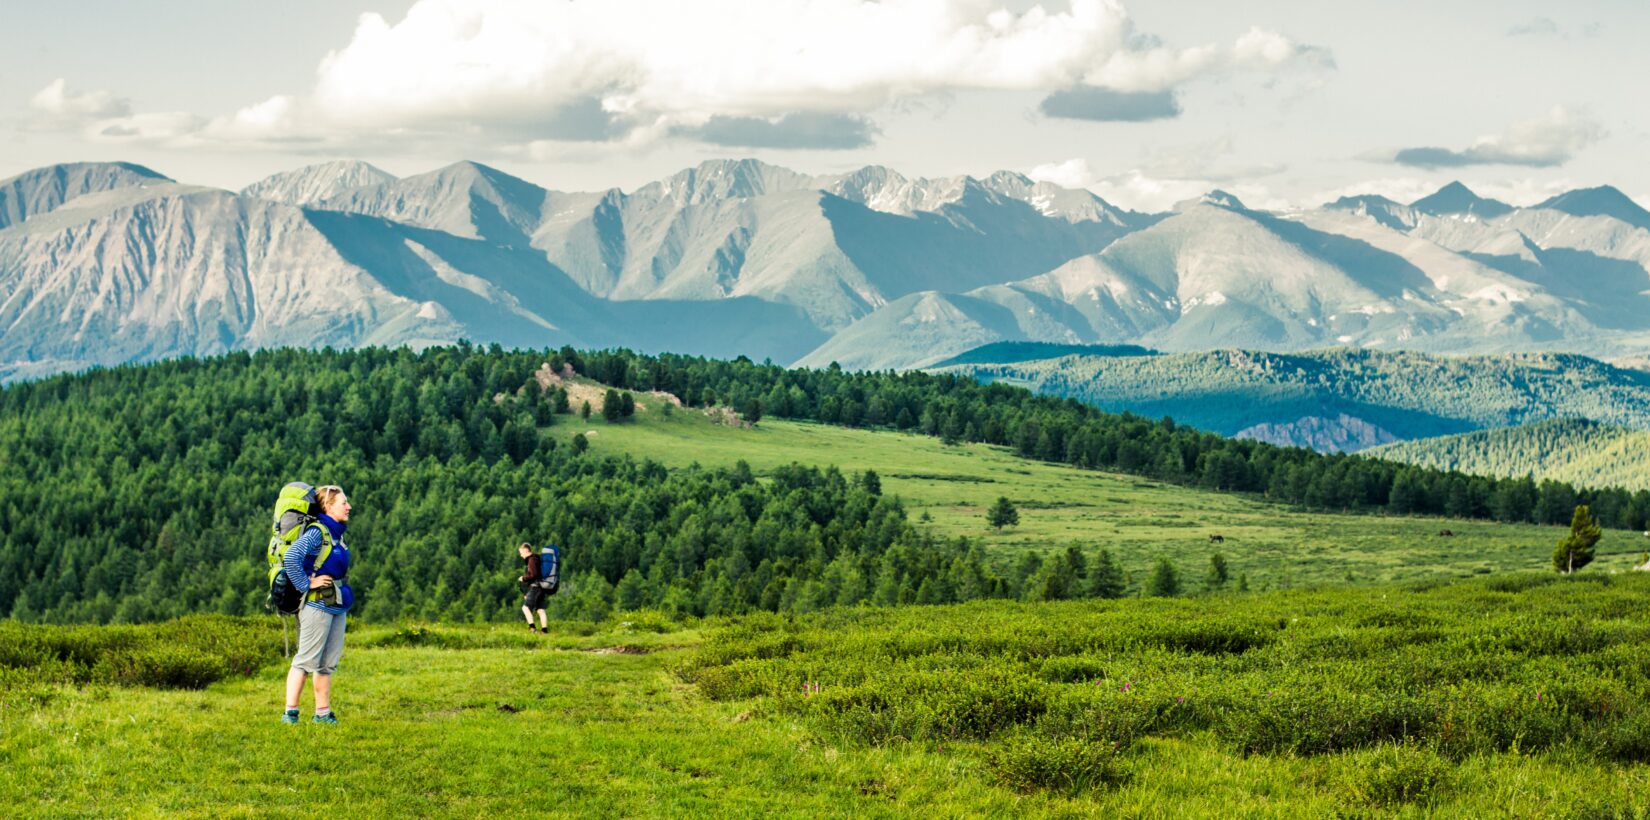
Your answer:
[303,524,335,604]
[308,522,334,569]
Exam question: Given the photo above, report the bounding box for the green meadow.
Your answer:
[554,390,1647,589]
[7,574,1650,817]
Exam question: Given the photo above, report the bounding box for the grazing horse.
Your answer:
[1209,534,1225,543]
[1438,529,1454,537]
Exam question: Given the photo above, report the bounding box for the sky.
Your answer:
[3,0,1646,212]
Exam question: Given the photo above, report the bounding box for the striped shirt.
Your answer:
[283,525,352,615]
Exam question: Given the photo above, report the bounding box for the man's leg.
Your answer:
[536,608,548,630]
[522,604,535,627]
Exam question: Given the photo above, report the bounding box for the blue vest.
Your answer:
[303,523,353,610]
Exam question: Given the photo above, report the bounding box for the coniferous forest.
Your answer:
[3,343,1647,624]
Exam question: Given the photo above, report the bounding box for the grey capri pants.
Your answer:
[292,607,348,675]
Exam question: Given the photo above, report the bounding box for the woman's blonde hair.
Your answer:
[315,485,347,514]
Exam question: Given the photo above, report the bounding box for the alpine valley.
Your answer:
[7,158,1650,387]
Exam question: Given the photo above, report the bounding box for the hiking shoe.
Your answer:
[312,712,340,725]
[281,710,299,725]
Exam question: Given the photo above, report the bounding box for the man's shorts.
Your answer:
[523,585,547,610]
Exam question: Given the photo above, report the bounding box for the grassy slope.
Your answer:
[554,389,1646,587]
[1371,418,1650,492]
[6,597,1649,817]
[0,623,1084,817]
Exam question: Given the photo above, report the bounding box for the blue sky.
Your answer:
[4,0,1645,211]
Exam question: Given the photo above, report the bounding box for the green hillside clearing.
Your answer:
[553,382,1648,588]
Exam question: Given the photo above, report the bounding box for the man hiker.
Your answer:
[518,541,552,633]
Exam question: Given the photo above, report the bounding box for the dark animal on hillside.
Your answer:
[1438,529,1454,537]
[1209,534,1224,543]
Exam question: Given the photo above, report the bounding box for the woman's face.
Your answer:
[325,492,351,522]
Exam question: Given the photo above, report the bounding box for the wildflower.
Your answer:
[1177,696,1185,703]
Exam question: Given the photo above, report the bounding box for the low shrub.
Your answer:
[988,731,1129,794]
[687,573,1650,795]
[0,615,278,693]
[1335,744,1453,808]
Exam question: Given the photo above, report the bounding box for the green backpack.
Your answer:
[265,482,335,614]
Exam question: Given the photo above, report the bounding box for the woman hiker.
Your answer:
[281,485,355,725]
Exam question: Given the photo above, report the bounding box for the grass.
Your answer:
[553,388,1647,589]
[7,578,1650,816]
[0,619,1084,817]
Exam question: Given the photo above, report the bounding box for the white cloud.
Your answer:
[1027,158,1099,191]
[1083,25,1333,93]
[22,78,221,152]
[1028,143,1288,213]
[89,111,210,143]
[1387,106,1604,169]
[94,0,1327,153]
[26,78,131,129]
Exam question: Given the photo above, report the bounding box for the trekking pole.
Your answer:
[282,614,292,657]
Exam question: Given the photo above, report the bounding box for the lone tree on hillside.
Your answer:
[1553,504,1602,574]
[602,389,623,423]
[1147,558,1181,597]
[1205,553,1230,591]
[1089,549,1127,599]
[860,469,881,496]
[741,397,762,425]
[987,496,1019,531]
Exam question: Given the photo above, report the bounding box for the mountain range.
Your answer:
[3,158,1650,382]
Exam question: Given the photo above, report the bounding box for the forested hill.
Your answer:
[939,347,1650,452]
[1370,418,1650,492]
[3,345,1648,624]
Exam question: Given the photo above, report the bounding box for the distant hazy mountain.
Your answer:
[0,161,168,229]
[801,180,1650,371]
[1534,186,1650,231]
[313,158,1147,330]
[7,158,1650,384]
[1370,418,1650,491]
[0,171,826,382]
[937,347,1650,452]
[1409,181,1513,219]
[240,160,396,206]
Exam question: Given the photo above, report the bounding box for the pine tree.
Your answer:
[602,389,623,423]
[1205,553,1229,591]
[860,469,882,496]
[615,570,648,611]
[1553,504,1602,574]
[1147,558,1181,597]
[987,496,1019,530]
[580,400,591,420]
[1088,549,1126,599]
